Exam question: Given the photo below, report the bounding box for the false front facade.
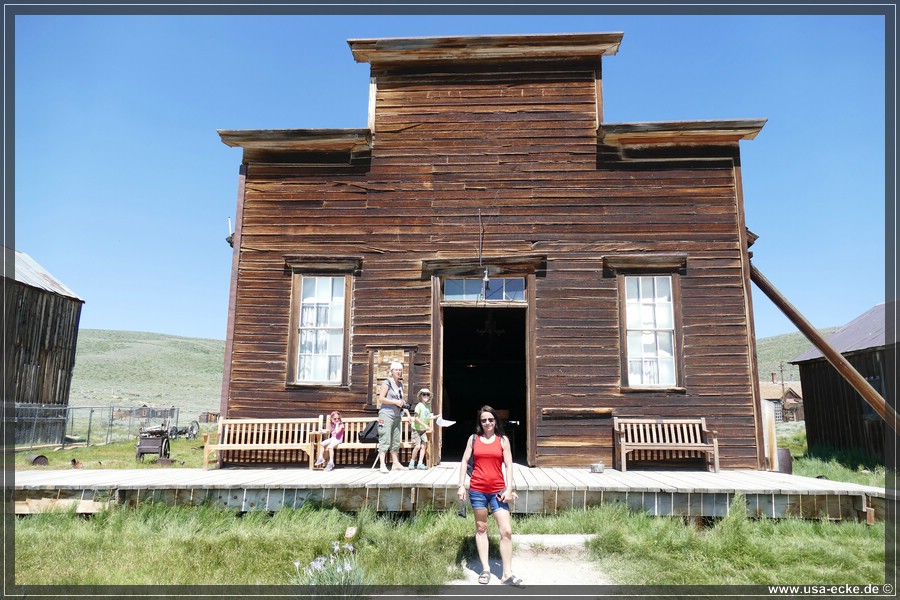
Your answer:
[219,33,766,469]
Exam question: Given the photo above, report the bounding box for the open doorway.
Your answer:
[440,306,527,463]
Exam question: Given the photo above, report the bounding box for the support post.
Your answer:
[750,263,897,433]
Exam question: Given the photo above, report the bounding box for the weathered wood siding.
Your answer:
[7,278,83,445]
[799,350,887,460]
[6,279,82,406]
[229,159,376,418]
[226,58,760,469]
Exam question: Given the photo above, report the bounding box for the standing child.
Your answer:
[315,411,344,472]
[409,388,433,470]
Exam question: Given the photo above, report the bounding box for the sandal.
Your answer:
[477,571,491,585]
[501,575,523,587]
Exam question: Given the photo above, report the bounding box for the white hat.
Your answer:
[418,388,432,398]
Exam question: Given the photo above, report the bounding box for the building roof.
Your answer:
[791,303,886,363]
[348,32,624,65]
[218,129,372,154]
[12,248,83,301]
[601,119,766,146]
[758,381,803,401]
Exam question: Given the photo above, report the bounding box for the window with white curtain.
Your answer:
[293,275,347,384]
[624,275,677,387]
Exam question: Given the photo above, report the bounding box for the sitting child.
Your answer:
[314,411,344,471]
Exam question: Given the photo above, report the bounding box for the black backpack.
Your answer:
[360,420,379,443]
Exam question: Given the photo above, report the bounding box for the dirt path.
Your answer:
[442,534,612,586]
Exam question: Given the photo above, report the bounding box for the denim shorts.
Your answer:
[468,489,509,513]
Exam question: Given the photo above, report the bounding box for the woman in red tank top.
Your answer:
[457,405,522,587]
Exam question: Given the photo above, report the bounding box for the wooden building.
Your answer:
[6,248,84,444]
[791,303,890,461]
[759,381,804,423]
[218,33,768,469]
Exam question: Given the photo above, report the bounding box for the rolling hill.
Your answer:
[69,329,225,416]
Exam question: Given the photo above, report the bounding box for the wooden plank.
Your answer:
[13,467,885,521]
[541,407,614,419]
[556,468,606,509]
[584,470,641,492]
[544,467,580,511]
[604,471,664,493]
[562,466,609,491]
[634,471,701,494]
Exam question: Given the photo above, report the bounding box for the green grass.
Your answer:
[14,503,476,586]
[15,437,211,470]
[15,499,884,586]
[583,498,884,585]
[775,422,885,488]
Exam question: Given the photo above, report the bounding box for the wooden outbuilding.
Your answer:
[218,33,768,469]
[6,248,84,444]
[791,303,890,461]
[759,381,804,423]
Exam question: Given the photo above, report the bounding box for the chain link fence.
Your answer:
[14,404,186,449]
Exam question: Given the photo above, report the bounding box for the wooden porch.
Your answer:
[14,463,886,522]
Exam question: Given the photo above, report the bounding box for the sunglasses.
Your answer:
[480,418,495,423]
[421,394,431,397]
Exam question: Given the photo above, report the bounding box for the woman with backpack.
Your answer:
[457,405,522,587]
[376,361,409,473]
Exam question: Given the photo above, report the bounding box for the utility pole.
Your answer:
[778,361,786,401]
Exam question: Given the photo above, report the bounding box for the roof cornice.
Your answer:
[601,119,767,146]
[348,32,623,65]
[217,129,372,154]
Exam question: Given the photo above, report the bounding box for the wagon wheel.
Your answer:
[168,426,179,439]
[186,420,201,440]
[160,438,171,459]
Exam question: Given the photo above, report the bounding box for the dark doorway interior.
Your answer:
[441,307,527,463]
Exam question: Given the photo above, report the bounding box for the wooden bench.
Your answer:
[613,417,720,473]
[335,416,433,468]
[202,416,323,470]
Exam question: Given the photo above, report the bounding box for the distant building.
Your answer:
[790,303,890,460]
[6,248,84,445]
[758,380,804,423]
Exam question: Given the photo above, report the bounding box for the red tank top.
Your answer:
[469,434,505,493]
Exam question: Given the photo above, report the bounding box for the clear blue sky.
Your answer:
[12,12,888,341]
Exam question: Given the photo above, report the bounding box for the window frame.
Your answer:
[284,256,360,388]
[441,276,527,305]
[604,254,687,393]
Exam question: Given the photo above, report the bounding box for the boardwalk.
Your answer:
[14,463,887,522]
